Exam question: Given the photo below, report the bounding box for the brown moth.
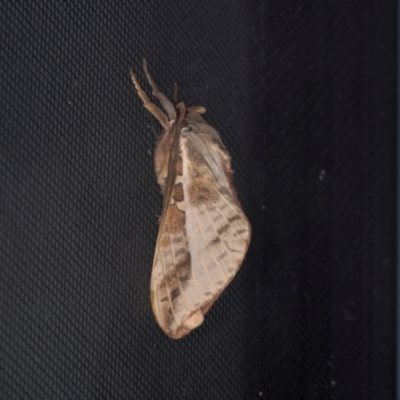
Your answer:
[130,59,251,339]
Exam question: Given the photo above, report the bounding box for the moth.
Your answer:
[130,59,251,339]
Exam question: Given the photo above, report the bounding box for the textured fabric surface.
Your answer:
[0,1,396,399]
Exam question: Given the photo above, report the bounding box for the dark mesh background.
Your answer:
[0,1,396,399]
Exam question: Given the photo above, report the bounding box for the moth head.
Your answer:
[130,59,208,131]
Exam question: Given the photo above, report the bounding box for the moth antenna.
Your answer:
[173,83,180,105]
[142,58,176,121]
[130,68,170,130]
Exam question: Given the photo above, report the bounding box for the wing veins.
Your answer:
[166,230,192,322]
[177,228,204,309]
[181,138,218,300]
[159,229,179,327]
[199,203,229,281]
[198,145,250,270]
[213,193,248,263]
[188,205,220,294]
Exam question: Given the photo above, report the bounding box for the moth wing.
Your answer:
[151,125,251,339]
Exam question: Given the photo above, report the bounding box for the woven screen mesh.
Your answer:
[0,1,396,399]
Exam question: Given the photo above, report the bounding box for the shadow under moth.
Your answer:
[130,59,251,339]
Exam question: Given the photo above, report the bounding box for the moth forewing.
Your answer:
[130,59,251,339]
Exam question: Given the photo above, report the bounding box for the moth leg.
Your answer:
[176,101,186,122]
[142,58,177,121]
[130,68,170,130]
[187,106,206,115]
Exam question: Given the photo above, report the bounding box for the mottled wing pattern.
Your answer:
[151,124,251,339]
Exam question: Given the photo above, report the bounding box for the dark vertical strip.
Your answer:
[397,0,400,396]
